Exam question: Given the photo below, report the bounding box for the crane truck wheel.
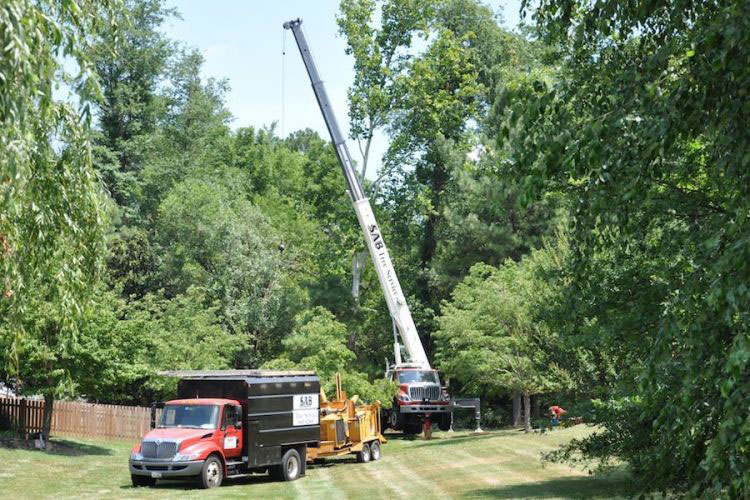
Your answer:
[370,441,381,461]
[198,455,223,489]
[356,443,371,463]
[387,406,403,430]
[438,413,452,432]
[131,475,155,487]
[403,418,422,435]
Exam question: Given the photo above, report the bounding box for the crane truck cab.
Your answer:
[384,364,451,434]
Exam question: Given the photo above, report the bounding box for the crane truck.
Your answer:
[283,19,480,436]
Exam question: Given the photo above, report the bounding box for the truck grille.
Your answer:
[141,440,178,459]
[409,385,440,401]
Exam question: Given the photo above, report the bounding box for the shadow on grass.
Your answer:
[121,473,281,491]
[410,432,500,448]
[463,472,636,499]
[48,438,114,456]
[0,435,113,456]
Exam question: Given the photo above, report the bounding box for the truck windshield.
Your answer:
[159,405,219,429]
[398,371,439,384]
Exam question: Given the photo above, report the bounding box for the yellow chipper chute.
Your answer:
[308,373,386,463]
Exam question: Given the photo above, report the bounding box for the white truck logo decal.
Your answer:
[292,394,319,426]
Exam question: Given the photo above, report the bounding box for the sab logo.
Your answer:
[368,224,384,250]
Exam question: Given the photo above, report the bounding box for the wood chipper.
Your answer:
[310,373,386,463]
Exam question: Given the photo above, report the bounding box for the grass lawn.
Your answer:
[0,426,634,499]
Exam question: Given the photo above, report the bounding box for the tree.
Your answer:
[0,0,117,442]
[508,0,750,495]
[435,253,564,432]
[74,286,239,403]
[155,177,305,366]
[339,0,513,356]
[264,307,397,404]
[91,0,175,214]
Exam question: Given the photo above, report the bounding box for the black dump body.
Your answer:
[172,370,320,469]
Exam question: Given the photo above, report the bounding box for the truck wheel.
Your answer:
[278,448,301,481]
[198,455,223,489]
[389,407,403,430]
[438,413,451,432]
[356,443,371,463]
[131,475,155,487]
[370,441,381,461]
[403,420,421,435]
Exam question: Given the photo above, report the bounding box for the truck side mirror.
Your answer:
[235,406,242,429]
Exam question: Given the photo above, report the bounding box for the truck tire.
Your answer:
[403,418,422,435]
[198,455,223,489]
[369,441,381,461]
[131,475,155,487]
[438,413,451,432]
[356,443,371,463]
[276,448,301,481]
[388,406,405,431]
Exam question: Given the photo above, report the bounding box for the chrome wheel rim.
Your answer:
[371,443,380,460]
[363,445,370,462]
[206,460,221,487]
[287,455,299,478]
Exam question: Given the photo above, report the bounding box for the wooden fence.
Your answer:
[0,397,162,441]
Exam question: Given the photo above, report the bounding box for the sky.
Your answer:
[163,1,525,179]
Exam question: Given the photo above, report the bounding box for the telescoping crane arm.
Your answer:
[283,18,430,370]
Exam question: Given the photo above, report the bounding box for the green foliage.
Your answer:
[156,177,305,366]
[74,286,238,403]
[435,250,565,399]
[0,1,116,400]
[264,307,397,406]
[91,0,175,213]
[507,0,750,495]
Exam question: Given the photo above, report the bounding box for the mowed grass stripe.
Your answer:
[0,426,633,499]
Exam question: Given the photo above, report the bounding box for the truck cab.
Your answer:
[384,365,451,434]
[130,398,243,488]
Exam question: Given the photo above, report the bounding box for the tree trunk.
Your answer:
[523,391,531,433]
[532,394,541,420]
[42,393,54,448]
[512,392,522,427]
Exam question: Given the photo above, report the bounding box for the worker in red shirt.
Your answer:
[549,405,566,427]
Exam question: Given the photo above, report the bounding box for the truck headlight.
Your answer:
[397,393,411,402]
[173,451,200,462]
[130,452,143,461]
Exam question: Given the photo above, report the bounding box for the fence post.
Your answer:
[18,398,27,439]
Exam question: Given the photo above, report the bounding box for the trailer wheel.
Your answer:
[370,441,381,461]
[276,448,302,481]
[131,475,155,487]
[356,443,371,463]
[198,455,223,489]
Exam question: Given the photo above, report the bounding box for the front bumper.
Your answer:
[129,458,204,478]
[398,403,450,414]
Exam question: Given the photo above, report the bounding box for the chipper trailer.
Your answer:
[283,18,481,436]
[129,370,385,489]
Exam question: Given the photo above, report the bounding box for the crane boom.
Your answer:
[283,18,430,370]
